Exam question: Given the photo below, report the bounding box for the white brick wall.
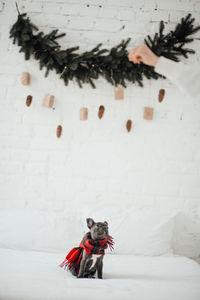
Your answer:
[0,0,200,259]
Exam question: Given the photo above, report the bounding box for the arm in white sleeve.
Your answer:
[155,56,200,101]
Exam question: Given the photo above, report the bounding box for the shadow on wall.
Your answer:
[172,212,200,261]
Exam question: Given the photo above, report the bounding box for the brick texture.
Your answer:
[0,0,200,260]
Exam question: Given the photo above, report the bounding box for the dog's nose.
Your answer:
[98,228,104,234]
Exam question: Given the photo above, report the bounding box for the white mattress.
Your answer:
[0,248,200,300]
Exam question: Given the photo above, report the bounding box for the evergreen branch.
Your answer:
[9,13,200,88]
[15,2,20,15]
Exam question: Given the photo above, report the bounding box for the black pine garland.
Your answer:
[9,5,200,88]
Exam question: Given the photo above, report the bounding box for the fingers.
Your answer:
[128,46,143,64]
[128,45,159,67]
[135,55,142,64]
[128,53,141,64]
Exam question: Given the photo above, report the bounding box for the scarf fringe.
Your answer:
[107,235,114,251]
[59,247,82,271]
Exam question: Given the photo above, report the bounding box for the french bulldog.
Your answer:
[77,218,109,279]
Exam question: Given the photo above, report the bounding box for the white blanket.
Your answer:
[0,248,200,300]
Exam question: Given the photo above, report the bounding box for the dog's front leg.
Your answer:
[77,251,90,278]
[97,255,104,279]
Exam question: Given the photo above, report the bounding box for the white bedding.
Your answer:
[0,248,200,300]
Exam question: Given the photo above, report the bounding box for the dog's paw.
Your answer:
[88,274,96,279]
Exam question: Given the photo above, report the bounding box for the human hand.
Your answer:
[128,45,159,67]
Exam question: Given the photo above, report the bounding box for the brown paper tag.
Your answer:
[21,72,30,85]
[115,87,124,100]
[80,107,88,120]
[143,107,154,120]
[43,94,54,108]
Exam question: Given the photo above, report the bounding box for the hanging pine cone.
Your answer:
[56,125,62,138]
[126,120,132,132]
[158,89,165,102]
[26,95,32,106]
[98,105,105,119]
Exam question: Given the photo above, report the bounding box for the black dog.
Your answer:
[78,218,109,278]
[60,218,114,279]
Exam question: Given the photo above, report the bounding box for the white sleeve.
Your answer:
[155,56,200,101]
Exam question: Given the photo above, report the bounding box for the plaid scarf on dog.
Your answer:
[59,232,114,276]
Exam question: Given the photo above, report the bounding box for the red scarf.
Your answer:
[59,232,114,276]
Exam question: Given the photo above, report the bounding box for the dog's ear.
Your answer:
[87,218,95,229]
[104,221,108,226]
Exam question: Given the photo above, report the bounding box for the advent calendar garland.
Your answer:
[10,7,200,89]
